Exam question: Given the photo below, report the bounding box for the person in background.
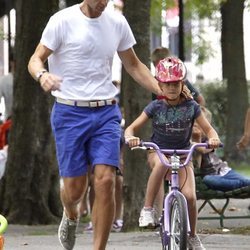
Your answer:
[0,52,13,180]
[82,80,124,233]
[0,145,8,180]
[125,57,220,250]
[0,53,14,121]
[28,1,162,249]
[237,107,250,150]
[192,107,250,192]
[0,117,11,179]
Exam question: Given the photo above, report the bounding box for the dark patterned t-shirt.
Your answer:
[144,99,201,149]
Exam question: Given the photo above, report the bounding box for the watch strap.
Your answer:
[36,69,48,82]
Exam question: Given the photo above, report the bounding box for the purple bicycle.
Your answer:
[132,141,210,250]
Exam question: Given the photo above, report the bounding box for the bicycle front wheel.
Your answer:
[168,193,188,250]
[159,210,168,250]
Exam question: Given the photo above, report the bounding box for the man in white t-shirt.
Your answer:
[28,1,162,249]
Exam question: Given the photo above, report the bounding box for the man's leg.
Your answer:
[61,175,88,219]
[92,164,116,250]
[58,175,88,250]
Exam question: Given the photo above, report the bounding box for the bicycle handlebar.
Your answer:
[132,141,223,168]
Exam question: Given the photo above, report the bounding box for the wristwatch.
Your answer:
[36,69,48,82]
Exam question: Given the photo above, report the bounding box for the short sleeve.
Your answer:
[40,15,63,51]
[143,101,156,119]
[194,101,201,119]
[117,16,136,52]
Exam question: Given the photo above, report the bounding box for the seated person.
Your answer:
[192,108,250,192]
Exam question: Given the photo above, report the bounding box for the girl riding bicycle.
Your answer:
[125,56,221,250]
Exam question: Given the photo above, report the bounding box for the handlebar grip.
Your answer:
[206,142,224,149]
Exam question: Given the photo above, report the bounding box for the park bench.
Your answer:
[195,170,250,228]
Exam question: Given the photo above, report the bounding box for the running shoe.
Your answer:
[139,207,155,228]
[112,219,123,232]
[84,222,93,233]
[58,212,78,250]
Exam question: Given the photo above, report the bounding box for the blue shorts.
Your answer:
[51,102,122,177]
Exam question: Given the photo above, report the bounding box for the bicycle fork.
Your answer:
[161,155,191,246]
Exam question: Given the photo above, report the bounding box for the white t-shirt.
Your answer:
[41,4,136,101]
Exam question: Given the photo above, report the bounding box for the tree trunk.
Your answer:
[0,0,61,224]
[221,0,248,160]
[122,0,152,230]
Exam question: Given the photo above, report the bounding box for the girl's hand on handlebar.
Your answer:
[125,135,140,148]
[208,137,221,148]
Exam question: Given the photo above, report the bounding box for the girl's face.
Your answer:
[160,81,183,100]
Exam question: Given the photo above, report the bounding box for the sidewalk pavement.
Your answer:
[3,226,250,250]
[3,198,250,250]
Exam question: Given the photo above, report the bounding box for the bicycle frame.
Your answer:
[163,171,190,239]
[136,141,209,249]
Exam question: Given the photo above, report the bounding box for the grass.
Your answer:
[230,161,250,177]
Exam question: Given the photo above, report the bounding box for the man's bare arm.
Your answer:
[28,43,62,92]
[118,48,163,96]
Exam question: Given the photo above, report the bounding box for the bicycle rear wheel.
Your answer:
[168,193,188,250]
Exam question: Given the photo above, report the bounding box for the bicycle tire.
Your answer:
[168,193,188,250]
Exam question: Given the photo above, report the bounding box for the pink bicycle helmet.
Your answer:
[155,56,187,83]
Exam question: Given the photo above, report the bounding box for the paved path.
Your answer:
[3,228,250,250]
[3,198,250,249]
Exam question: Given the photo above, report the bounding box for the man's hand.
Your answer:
[39,72,62,92]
